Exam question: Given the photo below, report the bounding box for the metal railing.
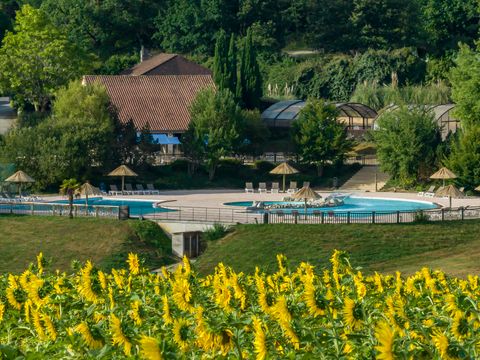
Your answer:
[345,155,379,166]
[0,201,120,219]
[140,205,480,225]
[3,201,480,225]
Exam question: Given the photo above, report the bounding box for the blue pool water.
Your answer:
[53,197,174,216]
[224,196,437,214]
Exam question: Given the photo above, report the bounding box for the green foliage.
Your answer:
[420,0,479,56]
[213,30,229,90]
[203,223,229,241]
[293,99,353,176]
[41,0,160,59]
[238,109,270,156]
[350,82,451,111]
[0,5,94,112]
[446,126,480,188]
[449,44,480,130]
[1,81,121,188]
[374,106,441,187]
[238,28,263,109]
[129,220,172,255]
[99,53,139,75]
[185,88,244,180]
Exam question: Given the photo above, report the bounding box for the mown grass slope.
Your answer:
[196,221,480,277]
[0,215,173,273]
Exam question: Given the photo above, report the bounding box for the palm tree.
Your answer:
[59,178,81,219]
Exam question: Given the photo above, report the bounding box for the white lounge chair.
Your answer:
[302,181,310,188]
[425,186,437,197]
[287,181,298,194]
[146,184,160,195]
[270,182,279,193]
[245,182,254,193]
[124,183,137,195]
[418,186,435,197]
[136,184,149,195]
[109,185,121,196]
[258,182,267,193]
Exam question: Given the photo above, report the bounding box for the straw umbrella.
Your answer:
[291,186,321,219]
[436,185,464,208]
[270,162,299,192]
[476,185,480,192]
[78,181,102,206]
[108,165,138,193]
[430,167,457,187]
[4,170,35,196]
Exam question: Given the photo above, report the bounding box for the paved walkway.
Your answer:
[43,189,480,210]
[0,97,16,135]
[340,166,390,192]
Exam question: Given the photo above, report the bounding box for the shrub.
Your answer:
[129,220,171,254]
[202,223,229,241]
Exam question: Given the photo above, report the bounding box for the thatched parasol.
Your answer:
[108,165,138,193]
[430,167,457,187]
[4,170,35,196]
[291,186,321,219]
[436,185,464,208]
[78,182,102,206]
[270,162,299,192]
[476,185,480,192]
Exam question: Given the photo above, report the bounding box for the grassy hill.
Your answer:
[0,215,173,273]
[196,221,480,277]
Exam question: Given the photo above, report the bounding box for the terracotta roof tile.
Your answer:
[121,53,211,76]
[83,75,214,133]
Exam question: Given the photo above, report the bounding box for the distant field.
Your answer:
[196,221,480,277]
[0,215,172,273]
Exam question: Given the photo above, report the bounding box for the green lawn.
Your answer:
[196,221,480,277]
[0,215,173,273]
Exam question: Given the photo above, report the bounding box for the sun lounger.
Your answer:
[125,183,137,195]
[245,182,254,193]
[287,181,298,194]
[146,184,160,195]
[425,186,437,197]
[136,184,149,195]
[418,186,435,197]
[303,181,310,188]
[258,182,267,193]
[109,184,121,196]
[270,182,279,193]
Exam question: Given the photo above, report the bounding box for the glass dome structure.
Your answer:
[261,100,378,131]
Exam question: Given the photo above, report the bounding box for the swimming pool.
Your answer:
[53,197,174,217]
[224,196,437,214]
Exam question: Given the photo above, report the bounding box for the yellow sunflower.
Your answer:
[75,322,104,349]
[343,298,363,330]
[172,318,190,352]
[127,253,140,275]
[374,321,395,360]
[109,314,132,356]
[252,316,267,360]
[140,336,163,360]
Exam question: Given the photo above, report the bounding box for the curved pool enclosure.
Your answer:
[224,196,437,214]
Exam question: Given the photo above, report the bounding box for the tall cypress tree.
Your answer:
[238,28,262,109]
[226,33,237,97]
[212,29,228,90]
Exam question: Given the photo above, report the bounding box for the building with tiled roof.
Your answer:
[121,53,211,76]
[83,75,214,134]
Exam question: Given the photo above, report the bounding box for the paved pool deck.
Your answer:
[43,189,480,209]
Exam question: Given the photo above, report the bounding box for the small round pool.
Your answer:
[224,196,437,214]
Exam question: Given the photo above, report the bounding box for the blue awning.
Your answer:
[152,134,181,145]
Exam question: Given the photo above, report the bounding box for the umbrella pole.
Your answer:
[122,176,125,194]
[85,193,88,208]
[18,183,21,197]
[304,198,307,220]
[283,175,286,193]
[449,196,452,209]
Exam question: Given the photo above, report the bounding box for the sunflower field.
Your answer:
[0,251,479,359]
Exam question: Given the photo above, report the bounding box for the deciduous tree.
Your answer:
[293,99,353,176]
